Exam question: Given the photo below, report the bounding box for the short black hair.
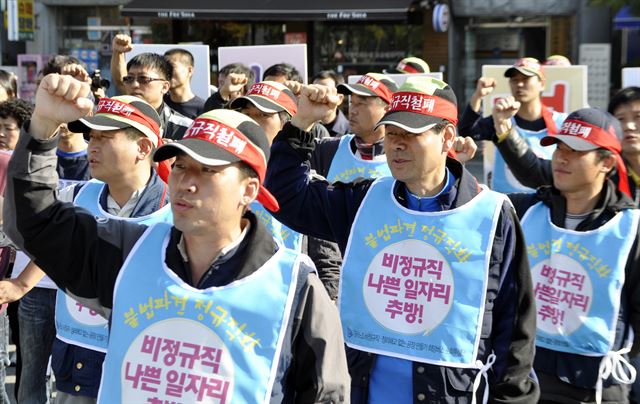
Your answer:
[127,53,173,81]
[0,70,17,99]
[42,55,85,76]
[312,70,343,86]
[264,63,302,83]
[220,63,251,77]
[238,161,259,180]
[164,48,195,67]
[608,87,640,115]
[0,98,33,127]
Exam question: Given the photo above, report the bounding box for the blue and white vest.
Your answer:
[251,202,302,251]
[339,177,504,367]
[491,111,566,193]
[521,202,639,356]
[98,223,301,404]
[326,135,391,183]
[54,179,173,352]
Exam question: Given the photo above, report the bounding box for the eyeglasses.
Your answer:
[122,75,167,86]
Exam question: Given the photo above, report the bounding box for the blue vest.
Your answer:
[326,134,391,183]
[339,177,504,366]
[98,223,302,404]
[55,179,173,352]
[521,202,639,355]
[251,202,302,251]
[492,111,566,193]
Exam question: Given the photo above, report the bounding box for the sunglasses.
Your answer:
[122,75,167,85]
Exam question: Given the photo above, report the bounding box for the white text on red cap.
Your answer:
[560,121,593,139]
[184,119,248,154]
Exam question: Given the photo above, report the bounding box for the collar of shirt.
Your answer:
[177,219,251,269]
[404,167,453,212]
[352,135,385,160]
[106,187,145,217]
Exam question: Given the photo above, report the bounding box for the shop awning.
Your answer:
[121,0,419,21]
[614,6,640,29]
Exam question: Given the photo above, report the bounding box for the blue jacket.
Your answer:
[264,122,539,404]
[51,169,169,398]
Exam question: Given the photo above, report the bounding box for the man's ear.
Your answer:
[240,176,260,209]
[137,137,154,161]
[601,153,616,175]
[441,123,457,154]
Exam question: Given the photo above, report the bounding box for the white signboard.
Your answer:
[348,72,444,86]
[579,43,611,110]
[622,67,640,88]
[218,44,308,84]
[124,44,211,100]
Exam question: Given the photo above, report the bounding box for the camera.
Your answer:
[90,69,110,91]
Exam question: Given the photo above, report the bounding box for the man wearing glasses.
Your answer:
[111,35,192,140]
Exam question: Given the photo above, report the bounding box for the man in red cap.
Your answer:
[0,94,172,404]
[3,73,349,403]
[265,76,538,403]
[458,57,567,193]
[312,72,398,183]
[506,107,640,403]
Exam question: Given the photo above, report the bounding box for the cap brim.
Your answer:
[153,139,281,212]
[540,135,599,151]
[504,67,538,78]
[375,111,440,134]
[337,83,378,98]
[230,95,285,115]
[153,138,241,166]
[68,115,128,134]
[257,188,279,212]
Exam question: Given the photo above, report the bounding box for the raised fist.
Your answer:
[112,34,133,54]
[31,74,93,139]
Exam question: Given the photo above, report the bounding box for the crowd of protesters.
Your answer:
[0,35,637,404]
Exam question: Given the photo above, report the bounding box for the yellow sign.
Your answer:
[17,0,34,41]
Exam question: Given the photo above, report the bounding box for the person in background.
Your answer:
[384,56,430,74]
[110,34,192,140]
[0,97,33,404]
[0,70,18,102]
[458,57,567,193]
[262,62,331,140]
[203,62,254,112]
[312,70,349,137]
[163,48,205,118]
[543,55,572,66]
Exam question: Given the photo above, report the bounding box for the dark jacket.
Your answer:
[159,102,193,141]
[508,183,640,403]
[321,109,350,137]
[265,122,539,404]
[51,169,169,397]
[4,126,350,403]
